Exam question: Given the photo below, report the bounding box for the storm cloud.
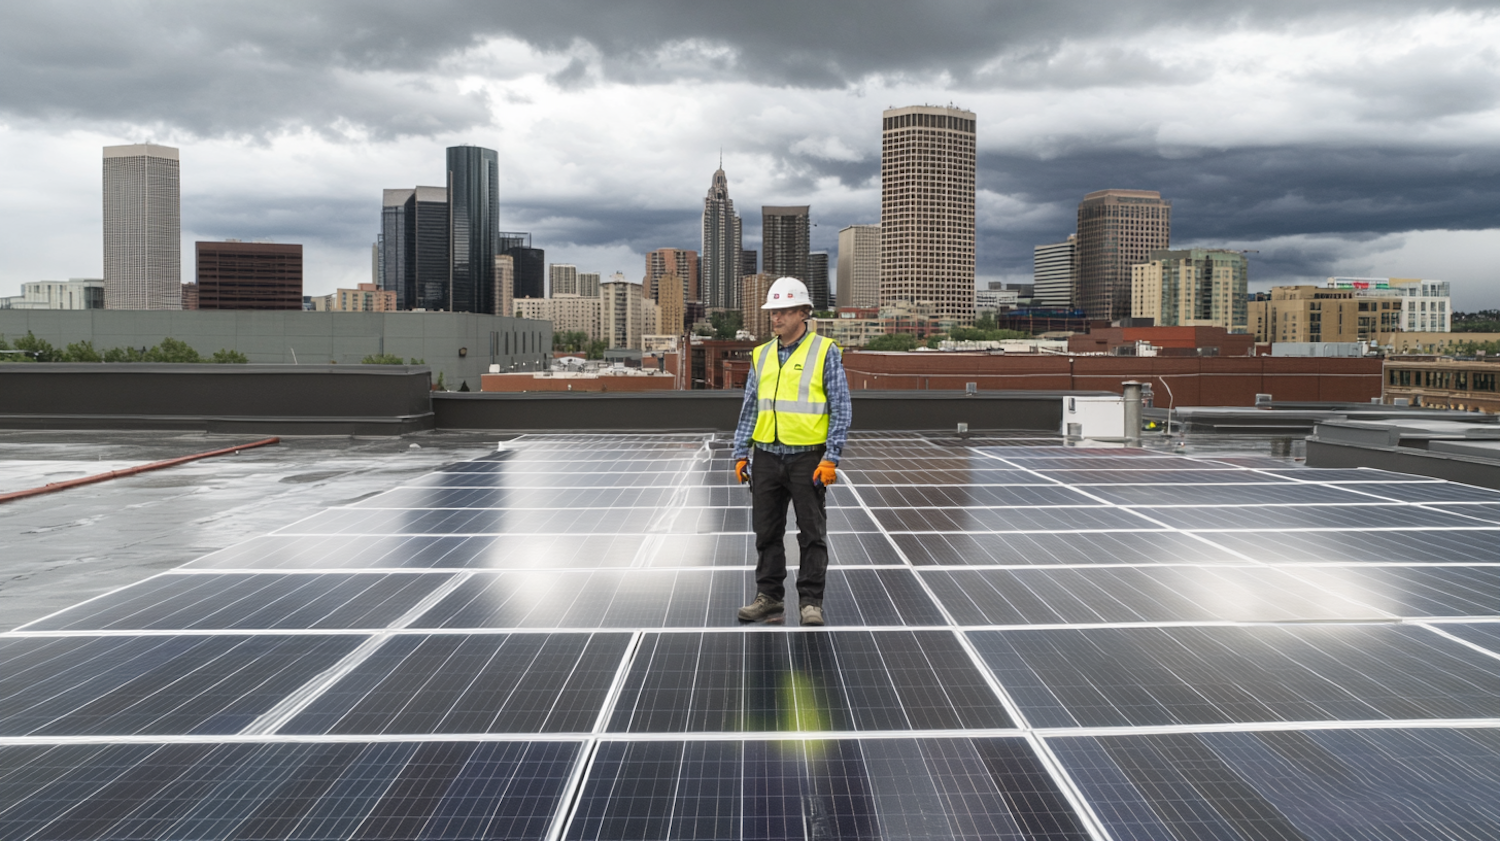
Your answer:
[1,1,1497,305]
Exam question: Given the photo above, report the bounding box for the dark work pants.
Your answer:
[752,446,828,606]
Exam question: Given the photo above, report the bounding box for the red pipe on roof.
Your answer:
[0,437,281,504]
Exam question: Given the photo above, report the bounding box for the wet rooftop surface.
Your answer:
[3,429,1500,839]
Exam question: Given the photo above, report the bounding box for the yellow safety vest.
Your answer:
[751,331,833,446]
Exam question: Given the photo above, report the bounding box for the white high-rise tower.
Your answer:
[103,144,181,310]
[701,166,742,309]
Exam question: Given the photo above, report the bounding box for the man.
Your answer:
[732,276,852,626]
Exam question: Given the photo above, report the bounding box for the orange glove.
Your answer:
[813,460,837,487]
[735,458,751,484]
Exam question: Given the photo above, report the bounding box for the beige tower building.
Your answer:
[880,105,976,323]
[741,272,777,341]
[514,294,603,341]
[655,272,685,335]
[103,143,181,310]
[1076,189,1171,321]
[837,224,881,308]
[549,264,579,297]
[646,248,700,303]
[601,278,655,349]
[494,254,514,317]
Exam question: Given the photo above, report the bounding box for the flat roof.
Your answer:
[4,429,1500,837]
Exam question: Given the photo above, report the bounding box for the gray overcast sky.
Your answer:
[2,1,1498,306]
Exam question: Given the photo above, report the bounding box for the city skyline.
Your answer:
[1,5,1497,307]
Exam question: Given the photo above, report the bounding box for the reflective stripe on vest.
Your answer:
[751,332,832,446]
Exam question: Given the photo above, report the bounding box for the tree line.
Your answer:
[0,332,248,363]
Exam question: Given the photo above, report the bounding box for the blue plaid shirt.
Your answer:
[732,328,851,464]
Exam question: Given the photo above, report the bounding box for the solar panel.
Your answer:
[7,431,1500,837]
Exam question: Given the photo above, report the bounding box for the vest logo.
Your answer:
[793,363,803,370]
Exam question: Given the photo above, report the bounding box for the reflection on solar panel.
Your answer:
[7,431,1500,839]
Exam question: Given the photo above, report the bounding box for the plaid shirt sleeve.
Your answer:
[822,344,851,464]
[731,370,759,461]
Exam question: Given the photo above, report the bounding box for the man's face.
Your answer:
[770,307,807,342]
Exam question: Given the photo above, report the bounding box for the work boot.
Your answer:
[800,604,825,627]
[738,593,784,622]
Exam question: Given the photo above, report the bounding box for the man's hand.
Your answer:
[735,458,751,484]
[813,460,837,487]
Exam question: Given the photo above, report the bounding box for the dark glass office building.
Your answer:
[448,146,500,314]
[380,187,449,310]
[500,231,545,300]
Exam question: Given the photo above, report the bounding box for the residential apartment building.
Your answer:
[701,166,743,309]
[494,254,514,317]
[514,294,603,341]
[578,272,601,298]
[332,283,397,312]
[656,271,685,335]
[1248,286,1401,343]
[1033,235,1075,309]
[837,224,881,309]
[194,240,303,310]
[646,248,699,303]
[1328,277,1452,332]
[601,278,656,349]
[103,143,181,310]
[549,264,580,297]
[1131,249,1247,331]
[1075,190,1171,321]
[880,105,977,323]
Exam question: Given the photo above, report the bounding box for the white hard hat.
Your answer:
[761,276,812,310]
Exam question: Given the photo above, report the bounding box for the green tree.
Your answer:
[143,337,202,363]
[585,340,607,360]
[102,346,144,362]
[12,331,61,362]
[973,312,998,331]
[863,332,918,351]
[710,310,743,340]
[552,331,590,352]
[211,349,250,363]
[361,353,407,364]
[63,340,103,362]
[0,334,34,362]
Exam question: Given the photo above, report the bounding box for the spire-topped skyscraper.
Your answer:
[701,166,742,309]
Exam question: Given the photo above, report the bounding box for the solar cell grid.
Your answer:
[0,634,362,736]
[971,624,1500,728]
[23,571,453,631]
[895,530,1246,566]
[281,633,631,735]
[14,430,1500,838]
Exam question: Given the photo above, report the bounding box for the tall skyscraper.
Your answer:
[499,232,544,300]
[103,143,181,310]
[837,224,881,308]
[447,145,499,314]
[646,248,699,303]
[1033,235,1076,309]
[1075,189,1171,321]
[195,241,303,310]
[740,249,758,279]
[380,187,448,310]
[549,264,579,297]
[808,252,829,311]
[701,167,742,309]
[762,205,810,289]
[879,105,977,323]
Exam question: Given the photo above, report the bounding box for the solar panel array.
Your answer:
[6,430,1500,839]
